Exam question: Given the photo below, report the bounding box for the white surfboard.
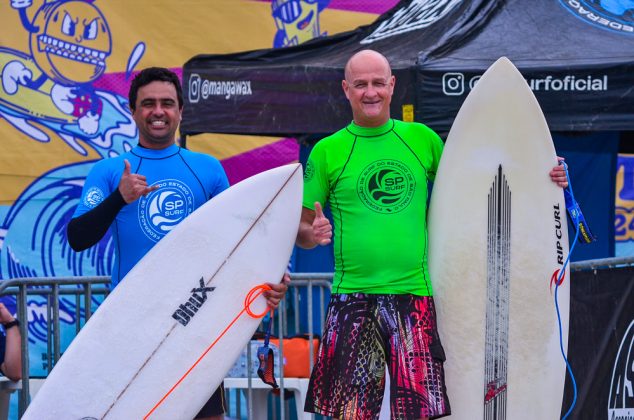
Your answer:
[428,57,570,419]
[23,163,303,420]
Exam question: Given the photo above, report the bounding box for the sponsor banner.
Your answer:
[418,63,634,133]
[563,266,634,419]
[183,66,346,135]
[182,66,416,136]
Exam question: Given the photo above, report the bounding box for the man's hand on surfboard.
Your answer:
[264,272,291,309]
[550,157,569,188]
[118,159,160,203]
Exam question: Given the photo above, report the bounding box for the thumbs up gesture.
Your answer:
[118,159,159,204]
[312,202,332,246]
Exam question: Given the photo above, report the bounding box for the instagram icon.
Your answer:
[188,74,201,103]
[442,73,465,96]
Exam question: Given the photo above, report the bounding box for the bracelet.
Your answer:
[3,319,19,330]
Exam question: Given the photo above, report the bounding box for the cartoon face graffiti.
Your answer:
[271,0,330,47]
[29,0,112,85]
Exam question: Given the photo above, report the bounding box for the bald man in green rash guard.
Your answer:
[296,50,569,420]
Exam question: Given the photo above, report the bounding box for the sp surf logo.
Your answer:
[172,278,216,326]
[304,159,315,182]
[138,179,194,242]
[559,0,634,35]
[357,160,415,213]
[83,187,105,208]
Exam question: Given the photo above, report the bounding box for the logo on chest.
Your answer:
[138,179,195,242]
[357,160,416,213]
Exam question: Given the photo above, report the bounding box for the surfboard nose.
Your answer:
[476,56,527,93]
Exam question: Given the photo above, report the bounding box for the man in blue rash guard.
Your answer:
[67,67,289,420]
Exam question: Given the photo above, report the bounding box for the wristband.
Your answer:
[3,319,19,330]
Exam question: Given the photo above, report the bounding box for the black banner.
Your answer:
[182,65,346,137]
[563,266,634,419]
[182,64,415,137]
[418,62,634,135]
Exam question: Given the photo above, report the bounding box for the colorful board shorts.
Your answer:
[305,293,451,419]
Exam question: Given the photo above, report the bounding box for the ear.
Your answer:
[342,79,350,100]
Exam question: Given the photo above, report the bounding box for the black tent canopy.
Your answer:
[181,0,499,137]
[181,0,634,138]
[418,0,634,133]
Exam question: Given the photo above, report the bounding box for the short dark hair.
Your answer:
[129,67,183,111]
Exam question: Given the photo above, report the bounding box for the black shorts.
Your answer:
[194,384,226,418]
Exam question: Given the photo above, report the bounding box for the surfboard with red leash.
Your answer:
[23,163,303,419]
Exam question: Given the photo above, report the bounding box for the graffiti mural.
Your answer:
[272,0,331,47]
[1,0,141,380]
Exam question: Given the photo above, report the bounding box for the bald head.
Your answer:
[342,49,395,127]
[344,50,392,82]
